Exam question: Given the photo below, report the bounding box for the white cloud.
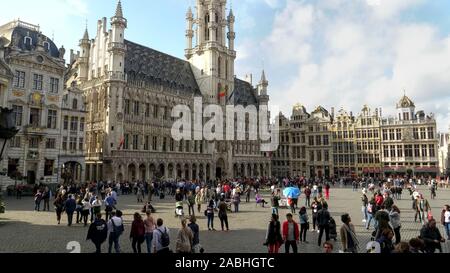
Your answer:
[245,0,450,131]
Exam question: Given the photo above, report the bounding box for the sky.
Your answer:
[1,0,449,131]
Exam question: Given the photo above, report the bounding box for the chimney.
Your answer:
[331,107,335,118]
[102,17,107,33]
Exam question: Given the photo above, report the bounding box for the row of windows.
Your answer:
[308,135,330,146]
[309,150,330,162]
[63,116,85,132]
[233,142,261,155]
[122,135,207,154]
[382,128,435,141]
[383,144,436,158]
[62,137,84,151]
[12,105,59,129]
[10,136,59,150]
[13,71,59,93]
[124,100,171,120]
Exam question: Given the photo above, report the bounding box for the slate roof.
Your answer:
[124,40,201,96]
[0,22,60,58]
[229,78,258,106]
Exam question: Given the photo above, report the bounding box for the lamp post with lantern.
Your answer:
[0,107,19,213]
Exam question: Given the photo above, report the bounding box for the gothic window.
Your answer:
[205,14,210,40]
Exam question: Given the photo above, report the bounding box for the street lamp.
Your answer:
[0,107,19,214]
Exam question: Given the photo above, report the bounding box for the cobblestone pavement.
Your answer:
[0,186,449,253]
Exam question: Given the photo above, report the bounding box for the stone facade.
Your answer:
[67,0,271,182]
[272,95,439,179]
[381,95,439,177]
[0,20,66,186]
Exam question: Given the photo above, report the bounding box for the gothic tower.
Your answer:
[186,0,236,104]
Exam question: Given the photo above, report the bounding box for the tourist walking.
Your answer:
[53,194,64,225]
[271,192,280,216]
[206,199,215,231]
[153,218,171,253]
[188,215,201,253]
[389,205,402,244]
[317,203,331,247]
[34,190,43,211]
[144,211,156,253]
[64,195,77,226]
[232,191,241,213]
[187,191,196,216]
[299,207,309,243]
[304,186,311,208]
[311,198,319,232]
[176,218,194,253]
[265,214,283,253]
[218,198,229,231]
[42,187,51,211]
[108,210,124,253]
[81,198,91,226]
[282,213,299,253]
[339,213,359,253]
[86,213,108,253]
[441,205,450,240]
[361,191,369,223]
[195,191,203,214]
[130,212,145,253]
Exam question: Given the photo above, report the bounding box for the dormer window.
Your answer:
[43,41,50,52]
[24,36,32,49]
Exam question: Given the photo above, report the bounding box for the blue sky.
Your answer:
[1,0,449,131]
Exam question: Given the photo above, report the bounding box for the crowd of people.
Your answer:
[10,174,449,253]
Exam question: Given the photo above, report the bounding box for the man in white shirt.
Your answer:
[153,218,171,253]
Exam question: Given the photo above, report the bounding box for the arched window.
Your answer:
[24,36,32,50]
[72,99,78,110]
[43,42,50,52]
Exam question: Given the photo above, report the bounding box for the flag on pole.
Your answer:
[118,137,125,150]
[218,85,227,98]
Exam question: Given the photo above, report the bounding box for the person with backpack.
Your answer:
[187,191,196,216]
[104,193,116,221]
[188,215,202,253]
[107,210,124,253]
[176,218,194,253]
[153,218,171,253]
[299,207,309,243]
[87,213,108,253]
[317,203,331,247]
[130,212,146,253]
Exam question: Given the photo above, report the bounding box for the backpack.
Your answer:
[158,228,170,248]
[111,218,124,236]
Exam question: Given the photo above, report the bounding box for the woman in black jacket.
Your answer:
[265,214,283,253]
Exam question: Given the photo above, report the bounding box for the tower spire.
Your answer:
[115,0,123,18]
